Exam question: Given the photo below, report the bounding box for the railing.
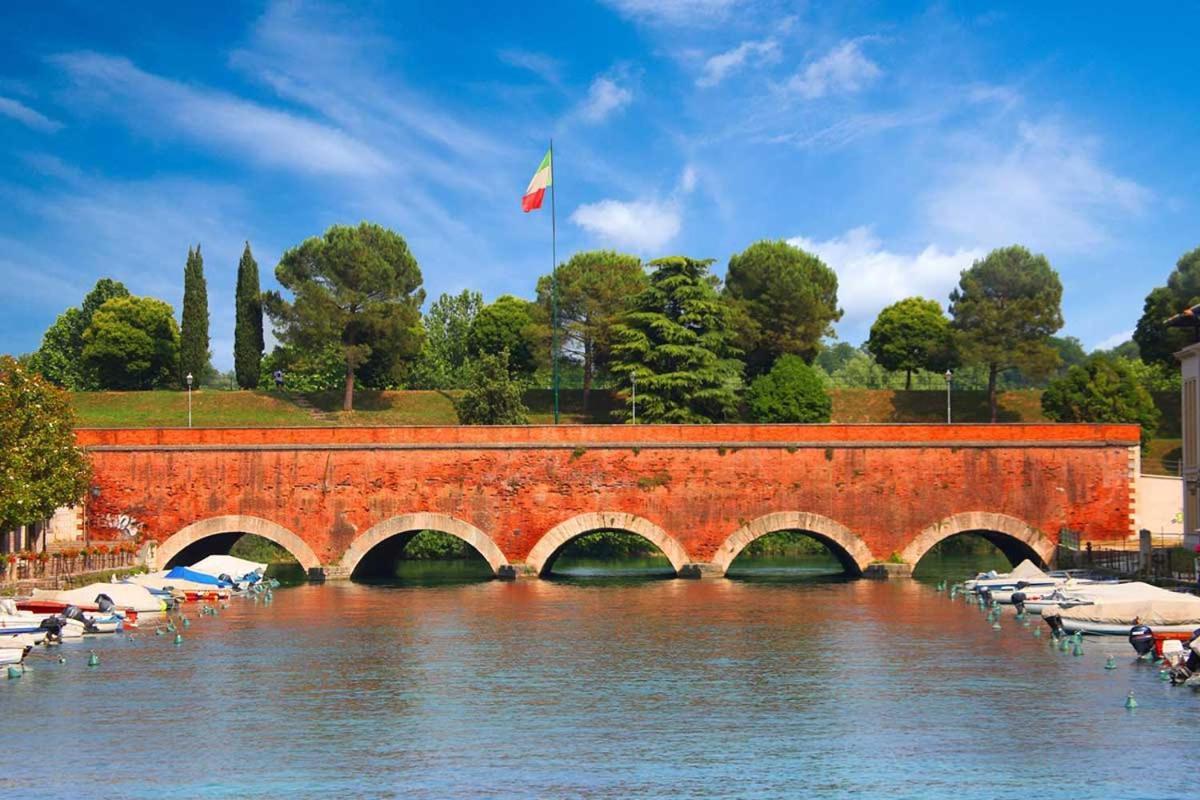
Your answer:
[1057,531,1199,588]
[0,546,140,588]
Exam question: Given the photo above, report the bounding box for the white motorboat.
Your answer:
[993,577,1126,610]
[0,646,29,666]
[967,560,1061,594]
[187,555,266,583]
[1044,591,1200,635]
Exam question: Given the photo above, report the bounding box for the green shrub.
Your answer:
[747,355,832,423]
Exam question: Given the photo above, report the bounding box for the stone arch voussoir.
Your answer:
[711,511,873,576]
[154,515,321,572]
[337,513,509,577]
[524,512,691,576]
[900,511,1055,568]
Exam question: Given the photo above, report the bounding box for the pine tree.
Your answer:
[179,244,211,387]
[610,256,742,423]
[234,242,264,389]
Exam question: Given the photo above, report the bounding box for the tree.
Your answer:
[33,278,130,389]
[535,251,646,406]
[408,290,483,389]
[1042,355,1160,448]
[723,240,842,374]
[455,350,529,425]
[0,356,91,534]
[948,245,1063,422]
[179,245,212,387]
[234,242,264,389]
[265,222,425,411]
[1133,247,1200,368]
[746,355,832,422]
[467,295,541,379]
[81,296,181,389]
[866,297,957,389]
[610,256,742,423]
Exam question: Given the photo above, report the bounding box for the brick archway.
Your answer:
[900,511,1055,568]
[524,512,691,576]
[710,511,874,576]
[337,513,509,576]
[153,515,321,572]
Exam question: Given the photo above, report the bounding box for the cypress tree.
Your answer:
[233,241,264,389]
[179,244,211,387]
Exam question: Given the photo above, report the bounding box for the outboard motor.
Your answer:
[38,615,66,644]
[62,604,100,634]
[979,588,993,607]
[1042,606,1065,639]
[1129,623,1155,657]
[1011,591,1027,616]
[217,573,234,586]
[94,594,116,614]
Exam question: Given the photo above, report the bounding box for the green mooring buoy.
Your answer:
[174,633,183,645]
[1125,691,1138,710]
[182,617,190,628]
[1161,669,1172,681]
[1072,642,1083,656]
[1104,656,1117,670]
[1033,627,1042,638]
[87,651,99,667]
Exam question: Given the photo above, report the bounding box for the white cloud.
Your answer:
[0,95,62,132]
[578,76,633,123]
[697,39,779,88]
[786,39,881,99]
[1092,328,1134,352]
[925,119,1150,252]
[498,49,562,86]
[787,227,983,337]
[678,165,698,193]
[571,199,681,251]
[52,51,389,177]
[601,0,742,26]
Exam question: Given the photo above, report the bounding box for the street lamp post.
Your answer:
[631,372,637,425]
[186,373,193,428]
[944,369,953,424]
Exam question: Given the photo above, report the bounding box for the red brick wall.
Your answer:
[77,424,1139,570]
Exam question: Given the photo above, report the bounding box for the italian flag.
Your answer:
[522,148,552,212]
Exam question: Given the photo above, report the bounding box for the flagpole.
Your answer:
[550,139,560,424]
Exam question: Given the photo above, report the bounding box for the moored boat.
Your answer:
[1045,593,1200,635]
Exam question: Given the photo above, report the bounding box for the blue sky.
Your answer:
[1,1,1197,370]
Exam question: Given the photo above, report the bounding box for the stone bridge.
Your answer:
[75,423,1140,580]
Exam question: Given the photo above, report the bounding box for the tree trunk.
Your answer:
[905,368,912,391]
[343,364,355,412]
[987,363,998,423]
[582,337,594,410]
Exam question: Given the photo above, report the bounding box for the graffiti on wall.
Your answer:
[102,513,143,539]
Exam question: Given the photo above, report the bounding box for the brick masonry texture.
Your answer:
[76,424,1140,573]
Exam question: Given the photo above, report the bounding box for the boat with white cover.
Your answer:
[0,646,29,666]
[1044,588,1200,635]
[966,560,1061,593]
[30,582,167,615]
[187,555,267,584]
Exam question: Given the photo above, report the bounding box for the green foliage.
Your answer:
[558,530,665,559]
[1041,354,1160,447]
[747,355,832,422]
[408,290,483,389]
[1134,247,1200,368]
[741,530,830,557]
[723,240,842,374]
[867,297,956,389]
[179,245,212,387]
[233,242,264,390]
[0,356,91,532]
[535,250,646,400]
[455,349,529,424]
[611,256,742,423]
[81,296,180,390]
[258,343,345,393]
[32,279,130,390]
[265,222,425,411]
[815,341,858,374]
[229,534,297,564]
[949,245,1063,421]
[467,295,542,379]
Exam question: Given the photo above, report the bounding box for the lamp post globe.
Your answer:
[186,373,194,428]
